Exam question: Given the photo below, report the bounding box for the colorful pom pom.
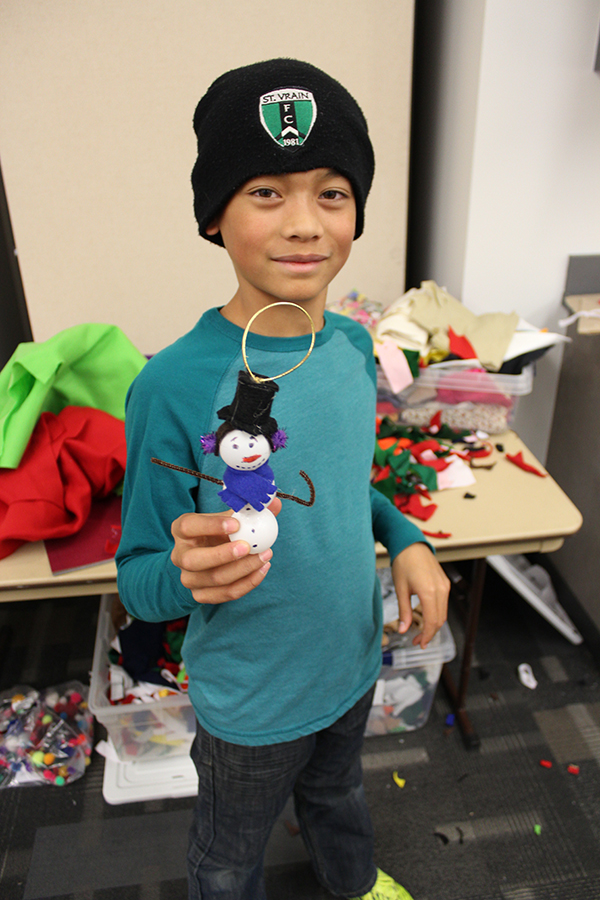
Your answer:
[200,432,217,455]
[272,429,287,450]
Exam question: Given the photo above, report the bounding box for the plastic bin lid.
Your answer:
[405,363,533,395]
[382,620,456,669]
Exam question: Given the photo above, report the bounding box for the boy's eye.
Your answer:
[320,189,347,201]
[252,188,278,199]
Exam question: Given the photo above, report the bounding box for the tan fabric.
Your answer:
[562,294,600,334]
[374,295,430,355]
[408,281,519,371]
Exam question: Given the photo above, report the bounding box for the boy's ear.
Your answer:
[205,217,221,237]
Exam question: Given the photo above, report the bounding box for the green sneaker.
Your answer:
[347,868,415,900]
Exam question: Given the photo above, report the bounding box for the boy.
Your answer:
[116,59,449,900]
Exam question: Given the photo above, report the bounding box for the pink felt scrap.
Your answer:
[378,340,414,394]
[436,455,477,490]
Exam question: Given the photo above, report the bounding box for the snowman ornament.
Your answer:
[200,370,294,554]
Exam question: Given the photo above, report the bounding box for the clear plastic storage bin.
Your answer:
[365,621,456,736]
[378,364,533,434]
[89,595,196,762]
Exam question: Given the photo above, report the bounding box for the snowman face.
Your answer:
[219,430,271,471]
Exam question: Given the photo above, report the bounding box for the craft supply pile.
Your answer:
[0,682,93,788]
[0,322,147,563]
[329,281,568,435]
[329,283,564,536]
[89,596,196,762]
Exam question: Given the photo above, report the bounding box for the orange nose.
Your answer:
[243,454,261,463]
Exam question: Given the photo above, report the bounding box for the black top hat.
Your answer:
[217,370,279,437]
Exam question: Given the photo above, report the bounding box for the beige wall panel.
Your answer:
[0,1,413,354]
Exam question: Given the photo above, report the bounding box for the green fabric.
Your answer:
[389,449,411,477]
[374,439,394,468]
[403,349,421,379]
[411,463,438,493]
[372,418,471,500]
[373,474,397,502]
[0,323,147,469]
[377,418,470,443]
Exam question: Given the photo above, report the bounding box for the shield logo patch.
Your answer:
[259,87,317,150]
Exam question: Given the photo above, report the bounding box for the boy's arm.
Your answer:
[371,486,449,648]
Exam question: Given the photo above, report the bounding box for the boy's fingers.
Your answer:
[190,559,272,605]
[178,543,272,590]
[412,590,449,648]
[174,536,251,573]
[413,621,437,649]
[173,511,238,542]
[267,496,282,516]
[396,586,413,634]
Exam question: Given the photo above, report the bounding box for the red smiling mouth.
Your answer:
[243,454,262,463]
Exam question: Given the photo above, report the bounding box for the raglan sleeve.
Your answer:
[115,360,202,623]
[370,484,434,563]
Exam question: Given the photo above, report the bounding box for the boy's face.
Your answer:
[207,169,356,313]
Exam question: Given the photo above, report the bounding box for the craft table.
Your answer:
[375,430,582,749]
[0,542,118,602]
[0,431,582,749]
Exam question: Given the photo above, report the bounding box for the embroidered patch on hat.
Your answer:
[259,87,317,150]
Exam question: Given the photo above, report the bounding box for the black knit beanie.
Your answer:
[191,58,375,246]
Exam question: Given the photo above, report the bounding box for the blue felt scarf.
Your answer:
[218,462,276,512]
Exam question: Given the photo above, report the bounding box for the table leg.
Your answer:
[441,557,487,750]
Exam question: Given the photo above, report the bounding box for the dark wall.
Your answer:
[0,160,32,369]
[405,0,446,290]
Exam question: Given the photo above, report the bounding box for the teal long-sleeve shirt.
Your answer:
[116,308,428,745]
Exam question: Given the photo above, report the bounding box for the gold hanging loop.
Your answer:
[241,302,316,383]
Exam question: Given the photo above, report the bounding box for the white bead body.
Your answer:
[230,505,279,554]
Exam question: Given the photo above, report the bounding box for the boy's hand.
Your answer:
[391,543,450,649]
[171,498,282,604]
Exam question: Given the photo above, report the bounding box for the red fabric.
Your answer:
[506,451,546,478]
[448,327,477,361]
[420,457,450,472]
[428,410,442,432]
[373,464,392,483]
[411,439,443,455]
[0,406,126,559]
[394,493,438,521]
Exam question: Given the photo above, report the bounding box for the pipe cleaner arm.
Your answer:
[150,458,315,507]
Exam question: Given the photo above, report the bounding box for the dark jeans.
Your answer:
[187,686,377,900]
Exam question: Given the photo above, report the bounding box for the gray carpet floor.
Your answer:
[1,560,599,900]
